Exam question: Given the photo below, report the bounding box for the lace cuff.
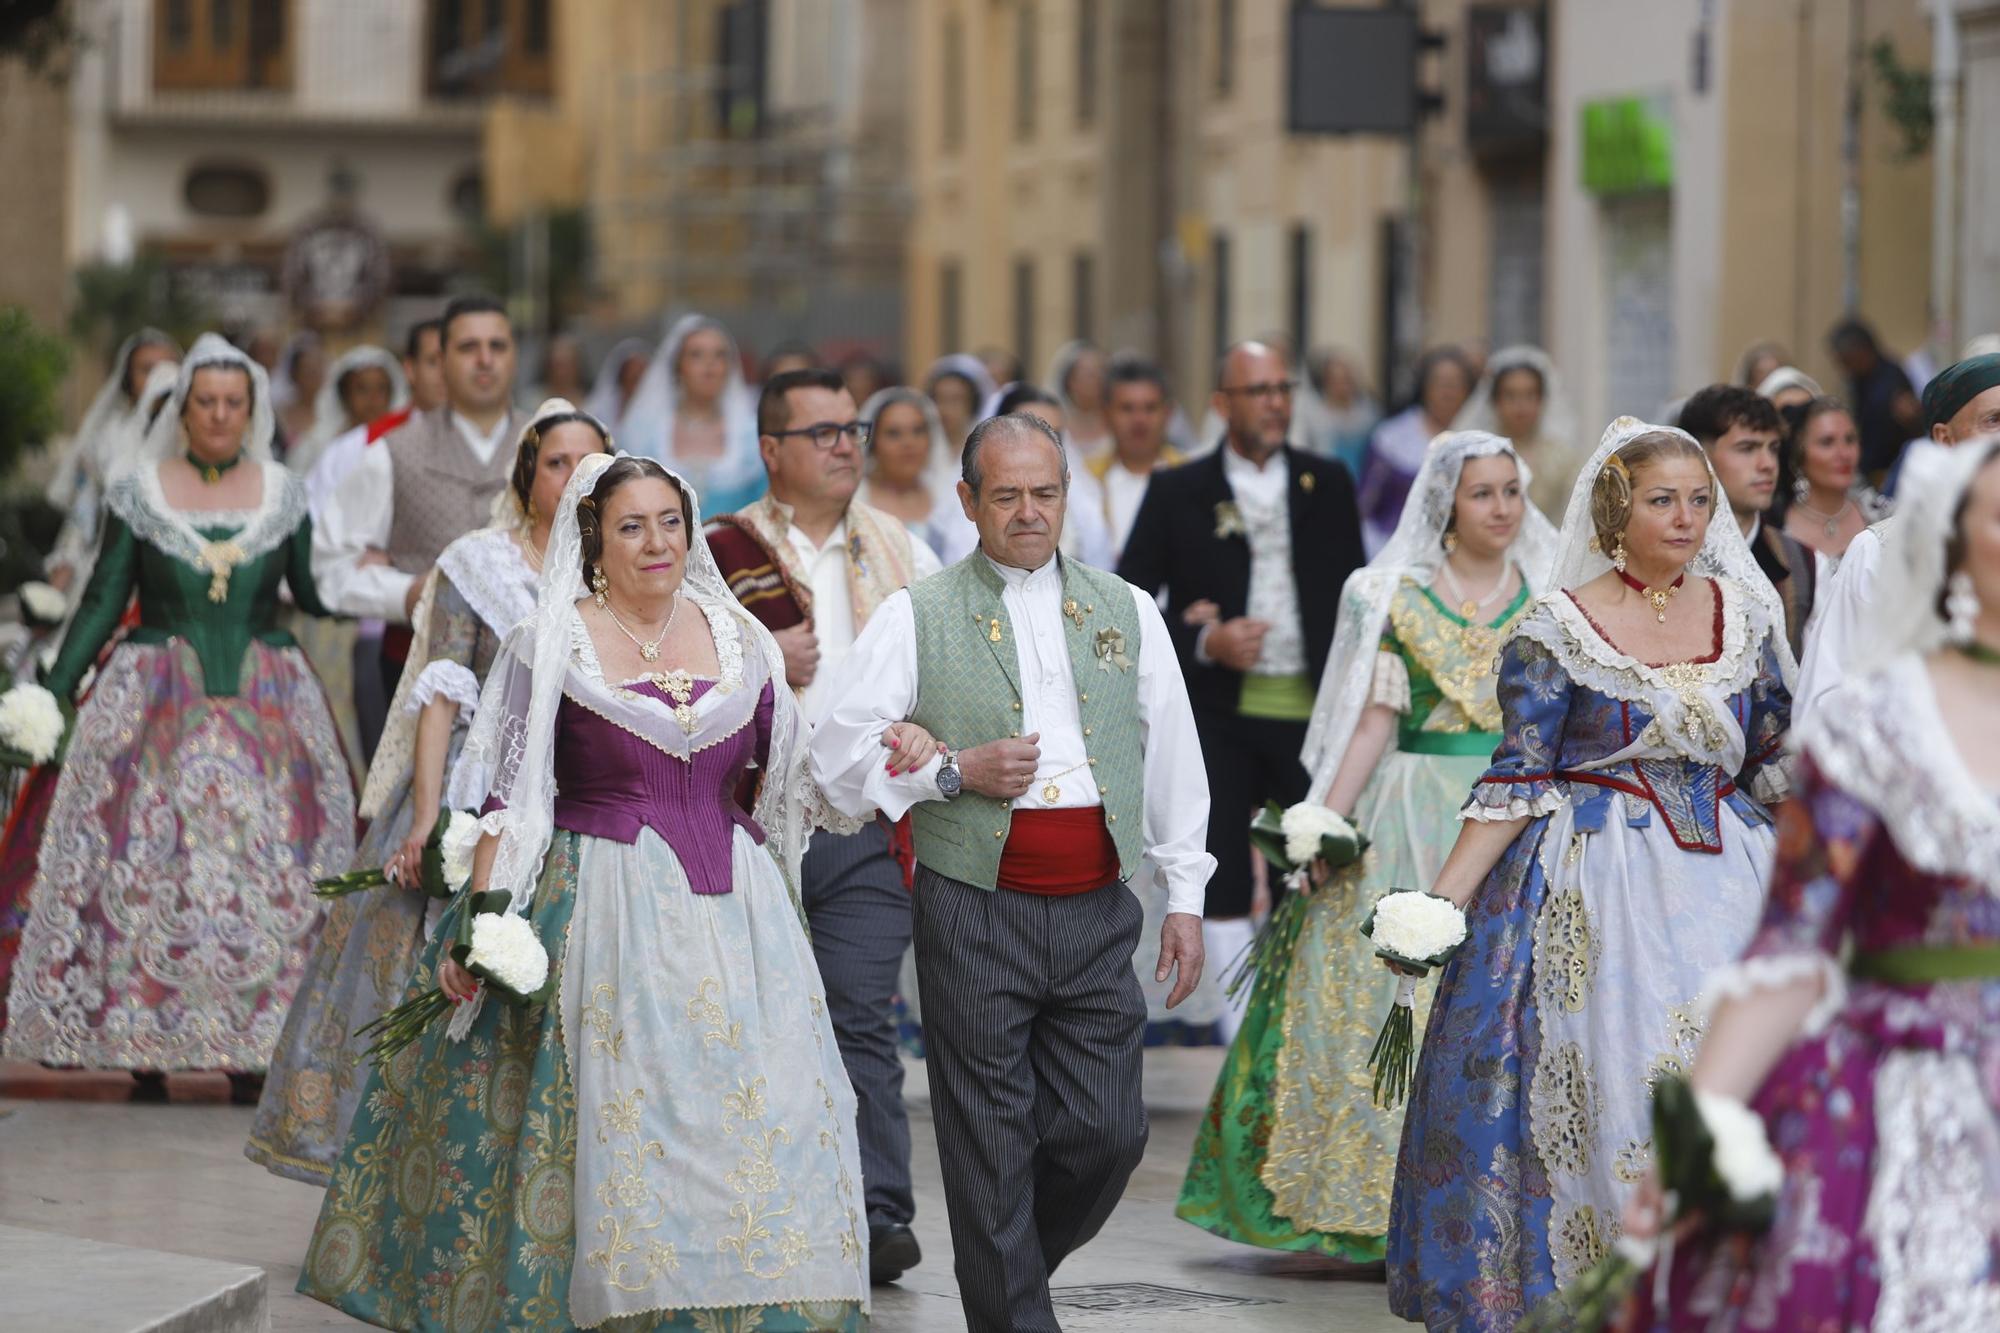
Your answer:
[1748,752,1794,806]
[1461,778,1563,823]
[1698,950,1845,1037]
[1369,649,1411,713]
[405,660,482,716]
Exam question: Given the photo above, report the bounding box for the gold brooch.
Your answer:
[1063,598,1085,629]
[1213,501,1246,540]
[1300,472,1316,493]
[1094,627,1132,673]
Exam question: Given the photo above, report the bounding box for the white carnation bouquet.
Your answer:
[1227,801,1373,998]
[315,809,482,900]
[1526,1075,1782,1330]
[16,581,67,627]
[0,681,70,769]
[1358,889,1469,1106]
[359,890,553,1064]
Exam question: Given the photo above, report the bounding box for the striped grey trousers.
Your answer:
[912,867,1149,1333]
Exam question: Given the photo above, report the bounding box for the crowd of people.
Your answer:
[1,295,1996,1333]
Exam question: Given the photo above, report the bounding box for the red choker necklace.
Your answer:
[1617,568,1684,623]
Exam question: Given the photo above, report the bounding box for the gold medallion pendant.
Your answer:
[1041,781,1063,805]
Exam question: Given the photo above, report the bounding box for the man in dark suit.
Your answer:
[1119,339,1364,1037]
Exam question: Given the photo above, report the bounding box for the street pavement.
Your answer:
[0,1049,1407,1331]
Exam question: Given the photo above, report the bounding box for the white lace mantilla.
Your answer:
[434,526,539,642]
[1513,577,1776,772]
[1798,654,2000,896]
[106,459,306,571]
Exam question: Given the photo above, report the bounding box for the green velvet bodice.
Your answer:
[45,507,333,700]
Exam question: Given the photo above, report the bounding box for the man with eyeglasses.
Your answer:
[705,365,940,1285]
[1119,339,1365,1039]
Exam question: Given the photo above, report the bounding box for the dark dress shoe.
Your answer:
[227,1072,265,1106]
[869,1223,922,1284]
[129,1071,169,1103]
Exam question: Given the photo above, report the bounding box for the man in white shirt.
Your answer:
[1086,355,1185,560]
[302,317,446,760]
[810,413,1212,1333]
[1118,340,1364,1039]
[1795,352,2000,722]
[311,295,527,696]
[704,367,939,1285]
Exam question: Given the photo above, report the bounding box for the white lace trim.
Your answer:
[1461,787,1565,822]
[106,459,305,571]
[1520,576,1765,704]
[1749,764,1790,807]
[1798,654,2000,896]
[1698,951,1846,1037]
[406,659,482,716]
[1370,648,1412,713]
[434,527,538,639]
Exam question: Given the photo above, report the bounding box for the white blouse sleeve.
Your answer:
[311,443,415,621]
[807,590,945,819]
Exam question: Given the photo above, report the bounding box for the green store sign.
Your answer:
[1581,95,1674,195]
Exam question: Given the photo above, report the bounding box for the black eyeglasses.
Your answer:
[1218,380,1298,401]
[769,421,872,450]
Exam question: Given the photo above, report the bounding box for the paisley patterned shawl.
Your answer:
[717,493,917,637]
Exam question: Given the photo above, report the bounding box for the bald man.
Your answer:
[1118,340,1365,1038]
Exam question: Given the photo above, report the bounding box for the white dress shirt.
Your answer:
[304,422,370,523]
[313,411,513,621]
[779,502,942,724]
[1100,460,1155,559]
[1194,445,1307,673]
[809,553,1215,917]
[1792,518,1885,727]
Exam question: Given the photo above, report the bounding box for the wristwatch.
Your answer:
[936,744,963,799]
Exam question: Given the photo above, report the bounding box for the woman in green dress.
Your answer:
[2,334,354,1104]
[1176,429,1558,1259]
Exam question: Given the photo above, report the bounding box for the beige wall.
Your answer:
[0,58,70,330]
[1715,0,1932,393]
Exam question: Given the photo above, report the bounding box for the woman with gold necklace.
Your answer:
[248,399,609,1181]
[301,452,869,1329]
[2,335,352,1104]
[1176,430,1558,1261]
[1387,419,1796,1326]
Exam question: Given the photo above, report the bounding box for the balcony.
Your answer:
[103,0,547,136]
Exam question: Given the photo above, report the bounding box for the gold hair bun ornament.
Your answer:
[1603,454,1632,479]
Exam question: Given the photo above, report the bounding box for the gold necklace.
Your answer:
[1037,759,1092,805]
[1617,568,1684,623]
[1790,494,1853,539]
[1437,560,1510,621]
[602,591,680,662]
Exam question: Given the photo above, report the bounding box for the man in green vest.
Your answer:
[811,412,1216,1333]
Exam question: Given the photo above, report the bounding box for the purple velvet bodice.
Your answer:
[549,676,774,894]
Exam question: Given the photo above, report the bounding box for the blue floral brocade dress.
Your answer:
[1386,578,1792,1329]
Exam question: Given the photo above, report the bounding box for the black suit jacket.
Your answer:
[1117,444,1365,716]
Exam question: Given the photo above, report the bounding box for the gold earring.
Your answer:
[591,565,609,607]
[1442,530,1459,554]
[1610,536,1628,573]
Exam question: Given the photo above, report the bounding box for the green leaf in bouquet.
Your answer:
[418,807,456,898]
[314,867,392,899]
[1245,800,1295,873]
[1314,826,1367,868]
[1651,1075,1778,1235]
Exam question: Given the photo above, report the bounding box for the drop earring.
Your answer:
[1946,570,1980,645]
[1610,536,1628,574]
[591,565,609,608]
[1442,529,1459,554]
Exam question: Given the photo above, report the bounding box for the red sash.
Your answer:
[997,808,1121,896]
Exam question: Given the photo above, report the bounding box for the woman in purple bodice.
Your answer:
[299,454,872,1332]
[1622,438,2000,1329]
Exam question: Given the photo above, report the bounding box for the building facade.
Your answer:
[63,0,545,342]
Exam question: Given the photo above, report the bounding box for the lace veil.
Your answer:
[860,384,959,500]
[1550,416,1797,685]
[47,328,180,507]
[127,333,279,477]
[457,450,839,924]
[581,335,653,434]
[616,313,764,500]
[1451,344,1579,454]
[1301,430,1561,800]
[1853,437,2000,673]
[291,344,408,477]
